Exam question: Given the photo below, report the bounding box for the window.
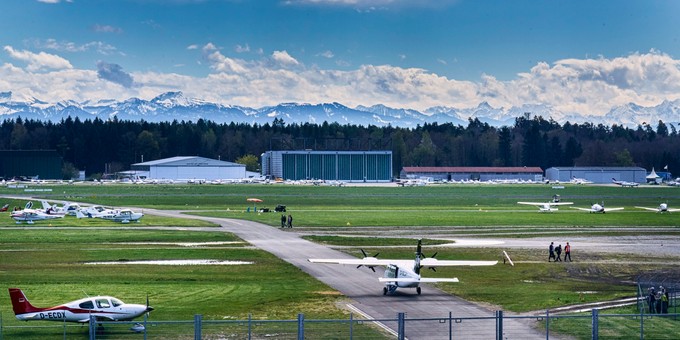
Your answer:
[96,298,110,308]
[79,300,94,309]
[111,298,123,307]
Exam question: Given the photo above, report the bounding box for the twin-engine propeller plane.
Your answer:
[635,203,680,213]
[572,202,624,213]
[76,208,144,223]
[517,201,573,212]
[309,239,497,295]
[9,288,153,323]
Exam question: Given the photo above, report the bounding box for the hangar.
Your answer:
[400,167,544,182]
[129,156,246,181]
[261,150,392,182]
[545,166,647,184]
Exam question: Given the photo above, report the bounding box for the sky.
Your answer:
[2,0,680,117]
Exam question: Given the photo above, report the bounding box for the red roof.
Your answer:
[402,167,543,173]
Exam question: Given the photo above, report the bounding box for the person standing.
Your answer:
[555,244,562,262]
[287,214,293,228]
[564,242,572,262]
[280,214,286,228]
[548,242,555,262]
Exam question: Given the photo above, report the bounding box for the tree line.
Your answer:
[1,115,678,179]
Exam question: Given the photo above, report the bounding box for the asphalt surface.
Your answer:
[146,209,544,339]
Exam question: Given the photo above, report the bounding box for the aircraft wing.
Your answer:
[668,208,680,212]
[635,206,659,212]
[571,207,594,212]
[378,277,460,283]
[420,259,497,267]
[308,258,396,267]
[517,202,573,206]
[603,207,624,212]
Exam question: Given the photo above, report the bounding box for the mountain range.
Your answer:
[1,91,679,128]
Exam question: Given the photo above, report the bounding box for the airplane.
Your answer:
[10,202,64,224]
[8,288,153,324]
[635,203,680,213]
[612,178,639,187]
[570,176,593,185]
[308,239,497,295]
[76,208,144,223]
[82,205,118,217]
[571,202,624,213]
[40,200,81,216]
[0,203,9,212]
[517,201,573,212]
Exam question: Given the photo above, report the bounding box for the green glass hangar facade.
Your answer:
[261,151,392,182]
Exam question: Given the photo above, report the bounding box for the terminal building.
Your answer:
[261,150,392,182]
[129,156,246,181]
[399,166,544,182]
[545,166,647,184]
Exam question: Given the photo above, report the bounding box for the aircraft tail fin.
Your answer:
[75,210,86,219]
[40,200,52,210]
[8,288,42,315]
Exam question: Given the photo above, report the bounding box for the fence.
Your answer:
[1,310,679,339]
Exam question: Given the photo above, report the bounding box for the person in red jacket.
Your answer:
[564,242,572,262]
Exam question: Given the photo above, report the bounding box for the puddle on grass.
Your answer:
[85,259,253,265]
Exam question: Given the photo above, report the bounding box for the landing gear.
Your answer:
[383,287,388,295]
[416,287,421,295]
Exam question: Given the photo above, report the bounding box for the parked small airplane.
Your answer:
[570,177,593,185]
[612,178,639,187]
[76,208,144,223]
[82,205,118,217]
[309,239,497,295]
[40,200,80,216]
[635,203,680,213]
[572,202,624,213]
[8,288,153,323]
[517,201,573,212]
[10,202,64,224]
[0,203,9,212]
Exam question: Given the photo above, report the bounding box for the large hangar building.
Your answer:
[0,150,62,180]
[261,150,392,182]
[400,167,544,182]
[545,166,647,184]
[130,156,246,181]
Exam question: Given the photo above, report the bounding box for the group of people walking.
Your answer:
[280,214,293,228]
[548,241,572,262]
[648,286,670,314]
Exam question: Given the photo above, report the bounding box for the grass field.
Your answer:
[1,183,679,338]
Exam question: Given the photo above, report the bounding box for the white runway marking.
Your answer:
[85,259,253,265]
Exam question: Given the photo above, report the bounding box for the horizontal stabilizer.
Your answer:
[378,277,459,283]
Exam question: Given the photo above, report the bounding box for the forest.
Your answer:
[1,115,678,179]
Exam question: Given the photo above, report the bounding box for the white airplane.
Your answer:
[10,202,64,224]
[9,288,153,324]
[309,239,497,295]
[82,205,118,217]
[40,200,81,216]
[570,177,593,185]
[76,208,144,223]
[612,178,639,187]
[635,203,680,213]
[572,202,624,213]
[517,201,573,212]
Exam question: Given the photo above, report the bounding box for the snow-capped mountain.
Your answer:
[0,91,678,128]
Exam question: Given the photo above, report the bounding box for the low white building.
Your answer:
[129,156,246,181]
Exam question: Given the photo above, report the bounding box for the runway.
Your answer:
[148,209,544,339]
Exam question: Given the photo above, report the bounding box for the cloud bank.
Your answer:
[2,44,680,119]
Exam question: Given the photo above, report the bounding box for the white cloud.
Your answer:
[92,24,123,34]
[186,44,199,50]
[30,39,119,55]
[235,44,250,53]
[271,50,299,66]
[2,49,680,119]
[3,46,73,71]
[317,50,334,58]
[37,0,72,3]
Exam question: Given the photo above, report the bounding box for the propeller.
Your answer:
[421,251,439,272]
[145,293,154,314]
[357,249,379,272]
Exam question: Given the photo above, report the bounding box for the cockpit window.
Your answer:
[111,298,123,307]
[96,298,110,308]
[79,300,94,309]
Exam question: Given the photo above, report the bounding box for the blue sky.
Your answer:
[2,0,680,117]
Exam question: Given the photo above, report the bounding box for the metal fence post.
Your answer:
[496,310,503,340]
[89,314,96,340]
[297,313,304,340]
[397,312,405,340]
[449,311,452,340]
[639,305,644,340]
[248,313,252,340]
[546,309,550,340]
[591,309,598,340]
[194,314,202,340]
[349,312,353,339]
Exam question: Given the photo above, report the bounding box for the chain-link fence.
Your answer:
[2,309,680,339]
